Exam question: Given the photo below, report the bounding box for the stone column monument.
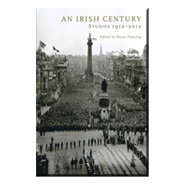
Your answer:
[86,33,93,81]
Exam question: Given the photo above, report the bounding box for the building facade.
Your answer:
[111,45,148,99]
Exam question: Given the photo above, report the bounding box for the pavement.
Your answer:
[36,130,148,176]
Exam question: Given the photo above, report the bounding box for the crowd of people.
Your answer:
[36,153,49,176]
[37,136,106,154]
[37,135,101,175]
[83,149,100,175]
[126,139,148,168]
[37,127,148,175]
[115,81,148,110]
[37,75,147,133]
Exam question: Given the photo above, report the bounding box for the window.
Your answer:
[142,94,145,99]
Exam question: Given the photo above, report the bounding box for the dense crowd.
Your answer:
[115,82,148,111]
[127,139,148,168]
[37,75,147,133]
[115,110,147,126]
[38,101,89,132]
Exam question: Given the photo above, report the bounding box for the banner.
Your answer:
[53,46,59,53]
[39,40,46,49]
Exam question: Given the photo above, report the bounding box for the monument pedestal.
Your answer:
[86,73,94,83]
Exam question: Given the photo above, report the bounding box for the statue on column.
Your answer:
[101,79,108,92]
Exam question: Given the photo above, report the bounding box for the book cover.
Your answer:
[36,8,148,176]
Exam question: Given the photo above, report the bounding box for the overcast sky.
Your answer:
[36,9,147,56]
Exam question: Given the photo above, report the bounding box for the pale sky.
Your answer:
[36,8,147,56]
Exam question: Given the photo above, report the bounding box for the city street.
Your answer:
[36,130,147,176]
[36,77,148,176]
[36,20,148,176]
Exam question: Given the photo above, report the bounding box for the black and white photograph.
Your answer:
[36,8,148,176]
[2,1,185,184]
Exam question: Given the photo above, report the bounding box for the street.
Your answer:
[36,130,147,176]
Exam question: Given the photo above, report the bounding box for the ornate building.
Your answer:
[110,45,148,99]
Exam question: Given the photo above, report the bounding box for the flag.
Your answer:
[53,46,59,53]
[106,52,112,55]
[39,41,46,49]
